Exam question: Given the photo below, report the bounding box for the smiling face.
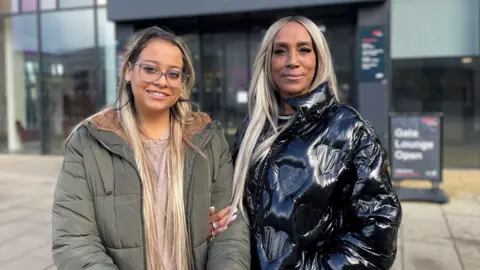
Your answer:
[271,22,317,99]
[125,38,184,116]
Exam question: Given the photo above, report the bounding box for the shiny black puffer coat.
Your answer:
[232,82,402,270]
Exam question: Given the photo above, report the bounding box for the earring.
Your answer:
[126,81,131,84]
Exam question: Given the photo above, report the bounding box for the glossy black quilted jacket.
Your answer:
[232,82,402,270]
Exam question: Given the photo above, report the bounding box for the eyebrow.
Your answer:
[141,59,182,70]
[274,41,312,47]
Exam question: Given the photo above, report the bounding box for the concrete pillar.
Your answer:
[4,18,26,152]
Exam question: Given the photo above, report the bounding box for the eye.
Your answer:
[167,71,181,79]
[142,65,157,74]
[274,49,286,55]
[300,47,312,54]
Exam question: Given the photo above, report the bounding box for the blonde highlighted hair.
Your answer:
[115,26,196,270]
[231,16,339,216]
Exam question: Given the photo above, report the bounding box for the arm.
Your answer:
[306,126,402,270]
[207,130,251,270]
[52,128,118,270]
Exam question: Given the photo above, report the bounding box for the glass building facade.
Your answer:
[1,0,479,169]
[0,0,114,154]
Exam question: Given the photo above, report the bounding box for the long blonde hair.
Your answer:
[231,16,340,217]
[116,27,196,270]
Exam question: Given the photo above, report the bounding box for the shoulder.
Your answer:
[324,102,382,149]
[328,102,378,136]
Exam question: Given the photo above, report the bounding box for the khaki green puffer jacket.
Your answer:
[52,109,250,270]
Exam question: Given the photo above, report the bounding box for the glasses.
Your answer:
[135,63,187,87]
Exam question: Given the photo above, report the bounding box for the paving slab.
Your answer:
[442,198,480,217]
[1,154,480,270]
[403,241,463,270]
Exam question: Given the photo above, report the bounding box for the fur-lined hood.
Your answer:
[80,107,213,145]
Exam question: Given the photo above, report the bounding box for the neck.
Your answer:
[137,108,170,140]
[280,101,295,115]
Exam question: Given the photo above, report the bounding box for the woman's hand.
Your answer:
[207,205,238,241]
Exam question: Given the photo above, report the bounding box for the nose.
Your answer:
[286,50,300,68]
[154,72,168,87]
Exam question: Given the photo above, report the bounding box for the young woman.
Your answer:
[52,26,250,270]
[230,16,402,270]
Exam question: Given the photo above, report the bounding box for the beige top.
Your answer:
[144,129,172,270]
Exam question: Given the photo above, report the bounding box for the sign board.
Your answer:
[389,113,443,183]
[357,26,387,82]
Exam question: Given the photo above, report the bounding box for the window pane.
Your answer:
[97,0,106,5]
[181,34,201,103]
[0,0,19,14]
[41,9,96,154]
[201,33,225,129]
[392,57,480,168]
[59,0,93,8]
[223,33,248,142]
[41,0,56,10]
[0,14,40,153]
[97,7,115,106]
[21,0,36,12]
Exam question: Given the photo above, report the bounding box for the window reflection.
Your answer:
[59,0,93,8]
[201,33,224,126]
[40,0,56,10]
[41,9,96,154]
[21,0,36,12]
[224,32,248,141]
[181,34,201,104]
[97,7,116,106]
[392,57,480,168]
[0,14,40,153]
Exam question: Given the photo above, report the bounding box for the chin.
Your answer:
[279,86,309,98]
[143,100,174,113]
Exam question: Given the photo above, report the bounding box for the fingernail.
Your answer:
[232,214,237,221]
[222,226,228,232]
[210,206,215,212]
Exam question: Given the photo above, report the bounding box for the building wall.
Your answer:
[392,0,480,59]
[391,0,480,168]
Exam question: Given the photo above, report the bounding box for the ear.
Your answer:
[125,63,133,83]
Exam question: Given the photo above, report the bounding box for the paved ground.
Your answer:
[0,154,479,270]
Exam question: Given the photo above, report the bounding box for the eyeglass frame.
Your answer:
[133,62,189,87]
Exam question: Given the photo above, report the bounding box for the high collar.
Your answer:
[282,81,335,116]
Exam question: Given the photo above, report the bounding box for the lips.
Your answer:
[146,90,170,99]
[283,74,304,80]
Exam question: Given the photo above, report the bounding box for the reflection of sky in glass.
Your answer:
[41,0,57,10]
[60,0,93,8]
[12,15,37,52]
[11,8,113,54]
[10,0,19,12]
[41,10,95,54]
[21,0,37,11]
[97,8,116,46]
